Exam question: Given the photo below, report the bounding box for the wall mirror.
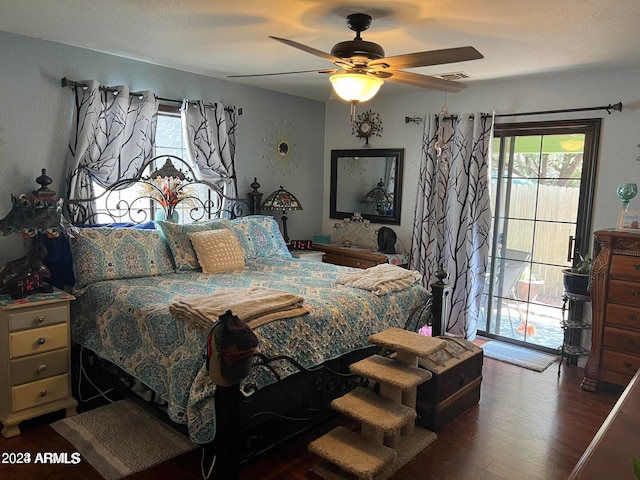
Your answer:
[330,148,404,225]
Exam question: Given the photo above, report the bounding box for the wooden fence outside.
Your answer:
[491,183,581,303]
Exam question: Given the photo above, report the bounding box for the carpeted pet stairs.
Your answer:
[309,328,447,480]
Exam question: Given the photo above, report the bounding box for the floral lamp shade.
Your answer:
[261,187,303,212]
[261,187,303,244]
[361,179,394,216]
[0,194,64,239]
[0,193,71,295]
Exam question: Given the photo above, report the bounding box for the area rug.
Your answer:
[51,400,196,480]
[481,341,558,372]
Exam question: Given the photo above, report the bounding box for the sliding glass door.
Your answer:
[479,119,600,351]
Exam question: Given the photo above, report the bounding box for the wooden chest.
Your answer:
[415,337,483,431]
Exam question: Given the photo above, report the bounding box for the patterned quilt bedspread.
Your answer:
[70,257,429,443]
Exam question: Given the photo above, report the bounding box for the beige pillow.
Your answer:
[188,229,246,274]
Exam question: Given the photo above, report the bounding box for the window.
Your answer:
[156,105,187,158]
[92,105,186,223]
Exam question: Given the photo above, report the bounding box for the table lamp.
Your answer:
[261,186,303,244]
[0,170,68,296]
[361,178,394,215]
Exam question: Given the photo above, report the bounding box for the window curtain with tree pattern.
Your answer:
[411,112,494,339]
[180,101,239,200]
[64,79,158,223]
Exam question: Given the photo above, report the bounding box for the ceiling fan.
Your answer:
[229,13,483,109]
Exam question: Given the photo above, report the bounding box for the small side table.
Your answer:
[558,292,591,377]
[0,288,77,437]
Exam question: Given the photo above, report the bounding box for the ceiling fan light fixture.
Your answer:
[329,73,384,103]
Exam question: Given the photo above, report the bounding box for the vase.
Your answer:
[154,209,179,223]
[616,183,637,210]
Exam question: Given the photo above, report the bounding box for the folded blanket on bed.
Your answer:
[169,287,309,333]
[336,263,422,296]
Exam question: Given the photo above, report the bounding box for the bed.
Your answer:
[57,155,435,469]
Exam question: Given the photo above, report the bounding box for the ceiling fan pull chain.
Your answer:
[350,101,358,122]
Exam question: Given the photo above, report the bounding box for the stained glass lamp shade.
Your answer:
[0,194,65,292]
[261,187,303,244]
[361,179,393,215]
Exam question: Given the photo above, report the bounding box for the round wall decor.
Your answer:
[352,110,383,148]
[262,120,301,175]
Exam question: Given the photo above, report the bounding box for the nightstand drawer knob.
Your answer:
[39,390,47,397]
[37,337,46,345]
[38,365,47,373]
[36,316,45,323]
[630,314,638,322]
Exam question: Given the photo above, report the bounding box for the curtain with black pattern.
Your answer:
[64,79,158,223]
[411,112,494,339]
[181,101,238,200]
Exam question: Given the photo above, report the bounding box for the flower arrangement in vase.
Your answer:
[139,176,194,222]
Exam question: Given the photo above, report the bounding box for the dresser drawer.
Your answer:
[322,252,342,265]
[8,304,68,331]
[607,279,640,307]
[9,323,68,358]
[10,349,69,386]
[605,303,640,330]
[600,349,640,378]
[11,374,70,413]
[603,326,640,355]
[610,254,640,281]
[341,255,379,269]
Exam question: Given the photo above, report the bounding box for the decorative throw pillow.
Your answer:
[228,215,291,260]
[188,229,246,274]
[156,219,231,272]
[71,228,175,288]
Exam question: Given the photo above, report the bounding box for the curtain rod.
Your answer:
[60,77,242,115]
[495,102,622,118]
[405,101,623,124]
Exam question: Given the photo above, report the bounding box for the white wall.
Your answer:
[0,32,326,265]
[323,68,640,256]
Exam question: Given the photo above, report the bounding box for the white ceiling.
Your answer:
[2,0,640,101]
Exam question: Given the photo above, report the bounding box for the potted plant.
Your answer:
[517,266,545,301]
[562,253,592,296]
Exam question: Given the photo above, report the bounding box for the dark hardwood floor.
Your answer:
[1,357,623,480]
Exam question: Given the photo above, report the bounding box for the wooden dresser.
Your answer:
[582,229,640,392]
[312,243,408,269]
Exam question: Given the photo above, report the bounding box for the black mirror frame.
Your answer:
[330,148,404,225]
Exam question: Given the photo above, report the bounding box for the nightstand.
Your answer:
[313,243,408,269]
[0,289,77,437]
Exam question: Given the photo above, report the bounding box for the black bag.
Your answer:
[206,309,258,386]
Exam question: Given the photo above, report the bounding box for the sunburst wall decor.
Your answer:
[262,120,301,175]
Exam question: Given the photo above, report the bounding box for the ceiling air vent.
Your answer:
[438,72,470,81]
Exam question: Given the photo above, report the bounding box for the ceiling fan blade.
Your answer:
[228,68,337,78]
[369,46,483,70]
[384,70,468,93]
[269,36,351,66]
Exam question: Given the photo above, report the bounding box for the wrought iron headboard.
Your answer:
[65,155,262,225]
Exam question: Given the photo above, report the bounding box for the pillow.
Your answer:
[156,219,231,272]
[228,215,291,260]
[188,229,246,274]
[71,228,175,288]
